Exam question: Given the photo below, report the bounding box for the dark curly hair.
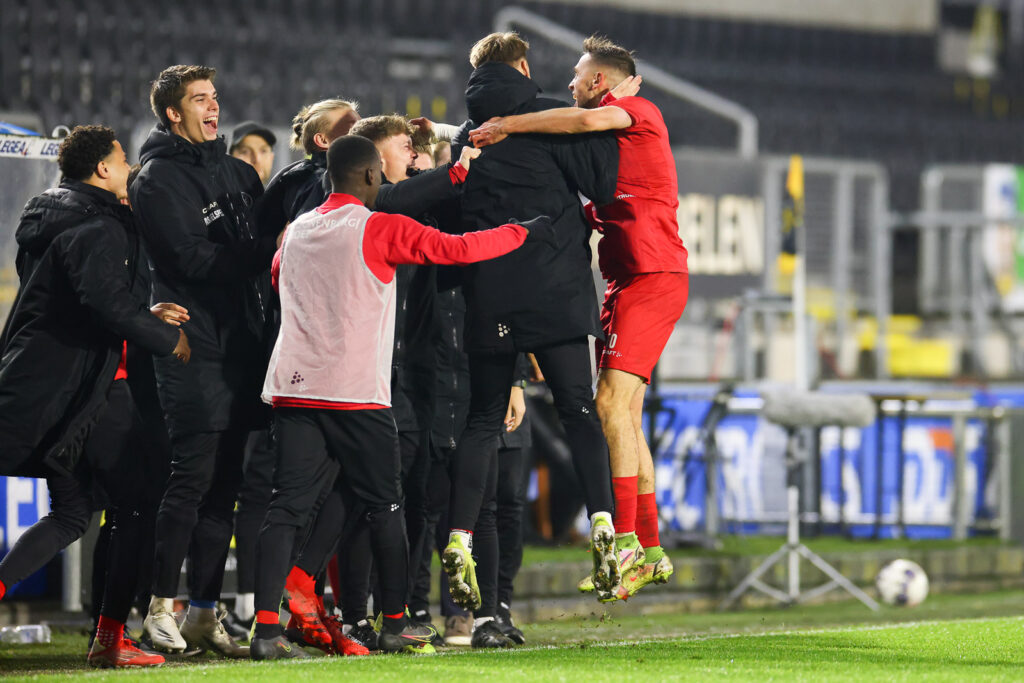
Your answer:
[150,64,216,127]
[57,125,117,181]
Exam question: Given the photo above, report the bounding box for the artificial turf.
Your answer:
[4,590,1024,681]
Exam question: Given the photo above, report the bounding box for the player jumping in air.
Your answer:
[471,35,688,601]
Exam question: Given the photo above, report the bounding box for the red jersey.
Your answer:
[590,94,688,280]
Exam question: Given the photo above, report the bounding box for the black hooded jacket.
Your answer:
[129,125,273,438]
[0,181,180,477]
[255,151,328,234]
[450,62,618,353]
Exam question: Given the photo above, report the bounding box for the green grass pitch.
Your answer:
[4,590,1024,681]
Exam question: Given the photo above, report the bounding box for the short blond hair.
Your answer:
[291,98,359,154]
[350,115,415,145]
[469,31,530,68]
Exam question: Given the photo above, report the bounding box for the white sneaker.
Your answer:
[143,596,187,654]
[589,515,620,594]
[180,607,249,658]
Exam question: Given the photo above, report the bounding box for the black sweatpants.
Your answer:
[0,381,150,623]
[233,429,276,595]
[338,429,429,622]
[256,408,407,619]
[151,428,246,600]
[496,446,529,609]
[449,339,612,533]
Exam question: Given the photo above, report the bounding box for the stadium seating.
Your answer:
[1,0,1022,209]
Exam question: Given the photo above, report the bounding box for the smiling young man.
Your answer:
[130,65,276,656]
[470,36,688,600]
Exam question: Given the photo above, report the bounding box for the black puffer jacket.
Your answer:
[0,182,180,476]
[451,62,618,353]
[130,125,273,438]
[255,151,328,233]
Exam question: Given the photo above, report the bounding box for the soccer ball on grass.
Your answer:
[875,559,929,607]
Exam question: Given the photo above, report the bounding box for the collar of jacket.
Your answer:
[310,150,327,168]
[139,123,228,167]
[58,179,122,210]
[465,61,543,123]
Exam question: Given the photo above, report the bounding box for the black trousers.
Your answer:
[233,429,276,595]
[496,446,529,609]
[411,443,467,619]
[256,408,407,618]
[0,381,150,623]
[449,339,612,533]
[338,429,428,622]
[151,428,246,600]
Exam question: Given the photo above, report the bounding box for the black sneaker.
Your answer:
[345,618,379,651]
[470,619,514,648]
[377,621,437,654]
[250,635,311,660]
[494,606,525,645]
[222,611,253,643]
[410,610,446,647]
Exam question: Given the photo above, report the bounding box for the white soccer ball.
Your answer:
[875,559,929,607]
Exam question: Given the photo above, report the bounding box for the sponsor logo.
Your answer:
[202,201,224,226]
[497,323,510,338]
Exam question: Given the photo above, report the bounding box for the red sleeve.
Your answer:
[271,227,287,292]
[448,162,468,184]
[362,212,527,283]
[601,95,642,127]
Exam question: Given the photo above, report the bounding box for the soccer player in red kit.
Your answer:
[470,35,687,600]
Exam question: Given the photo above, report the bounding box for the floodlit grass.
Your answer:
[4,590,1024,681]
[520,534,1005,565]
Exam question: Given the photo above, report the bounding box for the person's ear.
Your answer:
[313,132,329,150]
[519,59,531,79]
[365,167,374,186]
[95,159,110,180]
[166,106,182,124]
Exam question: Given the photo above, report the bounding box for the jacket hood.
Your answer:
[16,180,124,255]
[139,123,228,166]
[465,62,542,123]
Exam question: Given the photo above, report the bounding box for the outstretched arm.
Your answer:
[470,105,633,147]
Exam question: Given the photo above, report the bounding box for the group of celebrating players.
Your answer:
[0,30,688,667]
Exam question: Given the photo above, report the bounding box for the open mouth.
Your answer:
[202,117,218,136]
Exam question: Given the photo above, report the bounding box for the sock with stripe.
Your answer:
[254,610,282,639]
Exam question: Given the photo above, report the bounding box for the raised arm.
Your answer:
[469,106,633,148]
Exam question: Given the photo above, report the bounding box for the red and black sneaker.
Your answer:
[88,637,166,668]
[283,612,333,653]
[322,615,371,656]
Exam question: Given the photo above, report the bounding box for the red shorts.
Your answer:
[595,272,688,382]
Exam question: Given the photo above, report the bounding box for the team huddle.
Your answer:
[0,31,688,667]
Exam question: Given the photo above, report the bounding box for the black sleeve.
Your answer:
[375,164,459,217]
[58,223,180,356]
[130,168,272,284]
[512,353,531,384]
[549,132,619,206]
[254,172,291,239]
[449,119,474,162]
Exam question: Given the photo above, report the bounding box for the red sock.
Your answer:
[326,555,342,605]
[612,476,638,535]
[636,492,660,548]
[0,580,6,601]
[95,615,124,648]
[256,610,280,625]
[286,565,315,594]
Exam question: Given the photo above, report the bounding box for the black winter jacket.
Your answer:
[130,125,273,437]
[255,151,328,234]
[378,166,462,433]
[0,182,180,476]
[451,62,618,353]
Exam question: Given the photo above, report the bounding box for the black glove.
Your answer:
[515,215,556,247]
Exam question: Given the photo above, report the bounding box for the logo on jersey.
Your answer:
[497,323,510,338]
[202,200,224,226]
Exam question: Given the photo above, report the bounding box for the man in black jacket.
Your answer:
[130,64,275,657]
[0,125,189,668]
[438,32,621,635]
